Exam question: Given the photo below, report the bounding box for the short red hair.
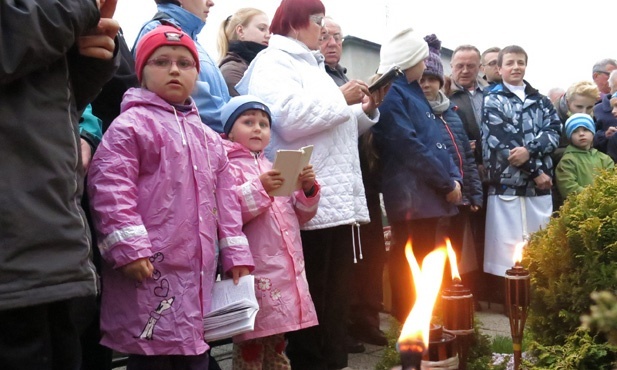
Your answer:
[270,0,326,36]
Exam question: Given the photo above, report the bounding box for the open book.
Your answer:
[203,275,259,342]
[270,145,314,196]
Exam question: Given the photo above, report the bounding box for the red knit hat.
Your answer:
[134,25,200,82]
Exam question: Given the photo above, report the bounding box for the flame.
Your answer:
[512,241,526,266]
[445,238,460,281]
[399,239,447,348]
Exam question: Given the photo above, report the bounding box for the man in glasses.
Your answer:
[592,58,617,99]
[447,44,488,310]
[318,16,388,354]
[481,47,501,87]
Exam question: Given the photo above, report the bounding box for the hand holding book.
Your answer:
[269,145,314,196]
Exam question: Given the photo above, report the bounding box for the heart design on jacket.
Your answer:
[154,279,170,297]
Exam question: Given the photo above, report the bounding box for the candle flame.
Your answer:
[399,239,447,349]
[512,241,526,266]
[445,238,460,282]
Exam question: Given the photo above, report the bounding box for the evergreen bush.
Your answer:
[524,170,617,366]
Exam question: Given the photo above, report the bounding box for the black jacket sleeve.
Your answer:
[0,0,100,84]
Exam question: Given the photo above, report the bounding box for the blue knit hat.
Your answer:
[565,113,595,139]
[221,95,272,135]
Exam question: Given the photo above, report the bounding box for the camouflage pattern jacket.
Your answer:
[482,81,561,196]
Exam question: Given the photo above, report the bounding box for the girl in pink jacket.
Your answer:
[220,95,320,369]
[87,26,253,369]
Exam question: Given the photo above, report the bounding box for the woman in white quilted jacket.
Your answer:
[235,0,387,368]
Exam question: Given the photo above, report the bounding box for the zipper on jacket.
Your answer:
[65,68,99,295]
[440,116,464,178]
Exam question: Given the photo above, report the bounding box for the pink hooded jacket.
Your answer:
[223,140,319,341]
[88,88,254,355]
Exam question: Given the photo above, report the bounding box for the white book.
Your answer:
[269,145,314,196]
[203,275,259,342]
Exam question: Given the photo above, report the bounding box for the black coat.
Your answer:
[0,0,118,310]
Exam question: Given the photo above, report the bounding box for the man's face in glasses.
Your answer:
[481,51,500,83]
[319,18,343,68]
[594,64,617,94]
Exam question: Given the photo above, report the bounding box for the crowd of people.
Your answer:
[2,1,617,370]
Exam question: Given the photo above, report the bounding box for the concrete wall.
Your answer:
[339,35,453,84]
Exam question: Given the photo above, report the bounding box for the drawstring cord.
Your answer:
[172,106,187,146]
[351,222,364,264]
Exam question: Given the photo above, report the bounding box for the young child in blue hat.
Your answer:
[221,95,320,370]
[556,113,614,199]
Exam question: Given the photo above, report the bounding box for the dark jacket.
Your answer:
[437,104,483,207]
[0,0,118,310]
[372,76,461,222]
[482,81,561,196]
[324,63,349,87]
[91,30,138,132]
[593,94,617,157]
[448,78,487,165]
[219,41,267,97]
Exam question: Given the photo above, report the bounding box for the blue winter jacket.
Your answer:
[593,94,617,157]
[437,104,483,207]
[372,76,461,222]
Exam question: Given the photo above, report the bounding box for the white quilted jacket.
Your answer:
[236,35,378,230]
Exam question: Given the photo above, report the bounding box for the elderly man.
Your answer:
[319,17,388,351]
[592,58,617,99]
[447,45,488,308]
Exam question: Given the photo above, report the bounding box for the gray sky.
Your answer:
[116,0,617,94]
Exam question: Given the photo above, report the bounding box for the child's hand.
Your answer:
[446,181,462,204]
[229,266,251,285]
[260,170,284,193]
[299,165,316,193]
[120,257,154,282]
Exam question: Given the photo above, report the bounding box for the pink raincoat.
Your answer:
[223,140,319,341]
[88,88,254,355]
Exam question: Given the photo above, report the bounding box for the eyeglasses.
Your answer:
[146,57,197,70]
[483,60,498,67]
[320,33,343,43]
[310,15,325,28]
[596,71,611,76]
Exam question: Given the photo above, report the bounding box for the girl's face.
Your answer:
[180,0,213,22]
[419,75,441,101]
[141,46,198,105]
[228,110,271,153]
[295,13,325,51]
[567,94,596,115]
[237,13,270,46]
[404,60,426,83]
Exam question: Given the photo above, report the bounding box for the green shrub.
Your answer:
[526,170,617,346]
[524,329,617,369]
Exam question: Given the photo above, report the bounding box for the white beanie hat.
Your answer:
[377,28,429,74]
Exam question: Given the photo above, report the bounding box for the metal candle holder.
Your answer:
[442,278,474,369]
[505,262,530,370]
[423,324,458,369]
[398,339,425,370]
